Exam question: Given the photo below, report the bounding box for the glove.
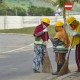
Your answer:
[43,28,48,32]
[72,32,80,36]
[70,32,77,36]
[72,32,77,36]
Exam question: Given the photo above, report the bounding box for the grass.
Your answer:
[0,25,55,37]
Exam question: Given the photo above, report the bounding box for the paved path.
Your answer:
[0,33,78,80]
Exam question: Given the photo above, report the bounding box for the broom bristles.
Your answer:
[42,51,52,73]
[58,59,70,76]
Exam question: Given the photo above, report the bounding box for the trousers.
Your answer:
[76,43,80,71]
[33,44,46,71]
[55,53,66,64]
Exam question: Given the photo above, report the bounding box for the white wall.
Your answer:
[0,16,23,29]
[0,16,5,29]
[0,15,80,29]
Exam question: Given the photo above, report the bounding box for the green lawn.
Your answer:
[0,25,55,37]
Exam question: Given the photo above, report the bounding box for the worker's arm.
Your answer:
[35,28,47,37]
[35,31,44,37]
[72,32,80,36]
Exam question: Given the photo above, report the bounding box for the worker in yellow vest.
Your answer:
[67,16,80,72]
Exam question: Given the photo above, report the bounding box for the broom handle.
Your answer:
[45,30,48,52]
[67,36,74,60]
[43,24,48,48]
[45,28,49,57]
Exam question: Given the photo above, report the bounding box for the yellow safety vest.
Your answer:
[70,23,80,47]
[34,38,44,44]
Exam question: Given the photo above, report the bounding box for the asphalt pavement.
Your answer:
[0,33,78,80]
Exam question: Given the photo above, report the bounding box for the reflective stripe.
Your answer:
[34,39,44,44]
[56,45,65,49]
[34,41,43,44]
[56,45,68,50]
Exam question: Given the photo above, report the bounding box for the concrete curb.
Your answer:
[56,72,76,80]
[43,72,76,80]
[45,64,77,80]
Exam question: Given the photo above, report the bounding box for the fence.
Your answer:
[0,15,80,29]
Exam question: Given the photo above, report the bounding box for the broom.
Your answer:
[42,29,52,73]
[42,48,52,73]
[58,37,74,76]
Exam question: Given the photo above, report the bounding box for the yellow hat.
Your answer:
[55,21,64,27]
[67,16,76,24]
[41,17,50,24]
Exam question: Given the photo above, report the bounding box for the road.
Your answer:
[0,34,76,80]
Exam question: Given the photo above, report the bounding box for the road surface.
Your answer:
[0,34,76,80]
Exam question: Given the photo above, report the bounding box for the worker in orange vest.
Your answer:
[50,21,70,75]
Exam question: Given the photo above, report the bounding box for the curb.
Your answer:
[44,71,76,80]
[53,72,76,80]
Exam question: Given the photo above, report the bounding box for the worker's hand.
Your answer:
[72,32,77,36]
[49,37,53,40]
[70,32,77,36]
[72,32,80,36]
[43,28,48,32]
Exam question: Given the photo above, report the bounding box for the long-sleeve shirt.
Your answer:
[33,23,49,45]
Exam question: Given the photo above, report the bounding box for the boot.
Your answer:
[58,63,64,71]
[33,69,40,73]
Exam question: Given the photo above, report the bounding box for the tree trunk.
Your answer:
[70,0,74,4]
[63,8,67,28]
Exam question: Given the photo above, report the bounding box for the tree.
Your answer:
[28,6,54,16]
[0,1,9,15]
[70,0,79,3]
[47,0,79,27]
[0,0,3,3]
[13,6,26,16]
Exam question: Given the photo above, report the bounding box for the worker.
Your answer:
[50,21,70,75]
[67,16,80,72]
[33,17,50,73]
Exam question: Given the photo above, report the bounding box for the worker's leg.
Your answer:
[41,45,46,65]
[52,53,62,75]
[76,44,80,72]
[57,53,66,71]
[33,44,41,72]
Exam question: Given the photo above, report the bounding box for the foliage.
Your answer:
[0,2,9,15]
[49,0,79,26]
[13,7,26,16]
[0,25,55,37]
[0,2,8,9]
[0,0,79,16]
[0,3,26,16]
[57,0,68,8]
[0,27,35,34]
[0,0,3,3]
[0,0,54,16]
[28,6,54,16]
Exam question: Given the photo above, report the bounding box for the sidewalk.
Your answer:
[9,64,80,80]
[56,72,80,80]
[51,64,80,80]
[10,71,80,80]
[9,73,55,80]
[4,36,79,80]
